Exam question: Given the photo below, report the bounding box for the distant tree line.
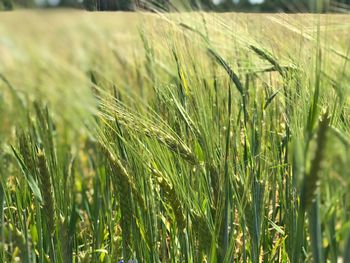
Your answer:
[1,0,13,9]
[81,0,350,12]
[2,0,350,12]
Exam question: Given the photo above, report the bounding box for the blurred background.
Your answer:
[1,0,350,14]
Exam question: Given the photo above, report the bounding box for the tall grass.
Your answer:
[0,11,350,262]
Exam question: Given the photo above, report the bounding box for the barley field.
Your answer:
[0,11,350,262]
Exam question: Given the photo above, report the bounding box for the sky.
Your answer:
[213,0,265,4]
